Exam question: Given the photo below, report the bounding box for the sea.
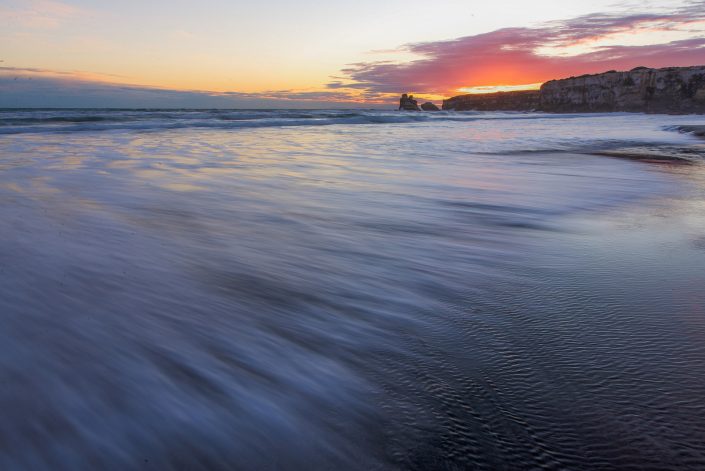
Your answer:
[1,108,705,470]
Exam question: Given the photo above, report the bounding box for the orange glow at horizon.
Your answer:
[457,83,543,94]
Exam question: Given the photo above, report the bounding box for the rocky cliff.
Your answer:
[539,66,705,113]
[442,90,539,111]
[441,66,705,114]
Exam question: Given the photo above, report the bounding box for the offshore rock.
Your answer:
[420,102,440,111]
[442,90,540,111]
[399,93,420,111]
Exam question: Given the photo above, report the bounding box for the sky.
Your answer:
[0,0,704,108]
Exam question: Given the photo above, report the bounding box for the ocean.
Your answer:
[1,108,705,470]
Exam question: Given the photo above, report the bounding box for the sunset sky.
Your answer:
[1,0,704,107]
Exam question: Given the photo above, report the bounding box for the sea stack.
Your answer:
[399,94,420,111]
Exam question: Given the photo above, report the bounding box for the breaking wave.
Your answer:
[0,109,641,135]
[1,109,704,162]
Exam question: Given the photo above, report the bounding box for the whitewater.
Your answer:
[1,108,705,470]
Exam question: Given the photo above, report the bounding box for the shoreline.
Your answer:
[1,113,705,468]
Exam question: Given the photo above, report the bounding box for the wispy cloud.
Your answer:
[0,68,387,108]
[0,0,88,29]
[334,1,705,97]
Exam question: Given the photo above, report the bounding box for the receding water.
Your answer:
[1,109,705,470]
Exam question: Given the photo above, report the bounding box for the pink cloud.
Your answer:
[335,1,705,97]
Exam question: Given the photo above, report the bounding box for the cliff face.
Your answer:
[540,66,705,113]
[441,66,705,113]
[442,90,539,111]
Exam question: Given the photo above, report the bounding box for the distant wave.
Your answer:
[1,109,704,162]
[0,109,607,135]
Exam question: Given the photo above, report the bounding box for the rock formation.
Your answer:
[399,93,420,111]
[442,90,539,111]
[420,102,440,111]
[441,66,705,114]
[539,66,705,113]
